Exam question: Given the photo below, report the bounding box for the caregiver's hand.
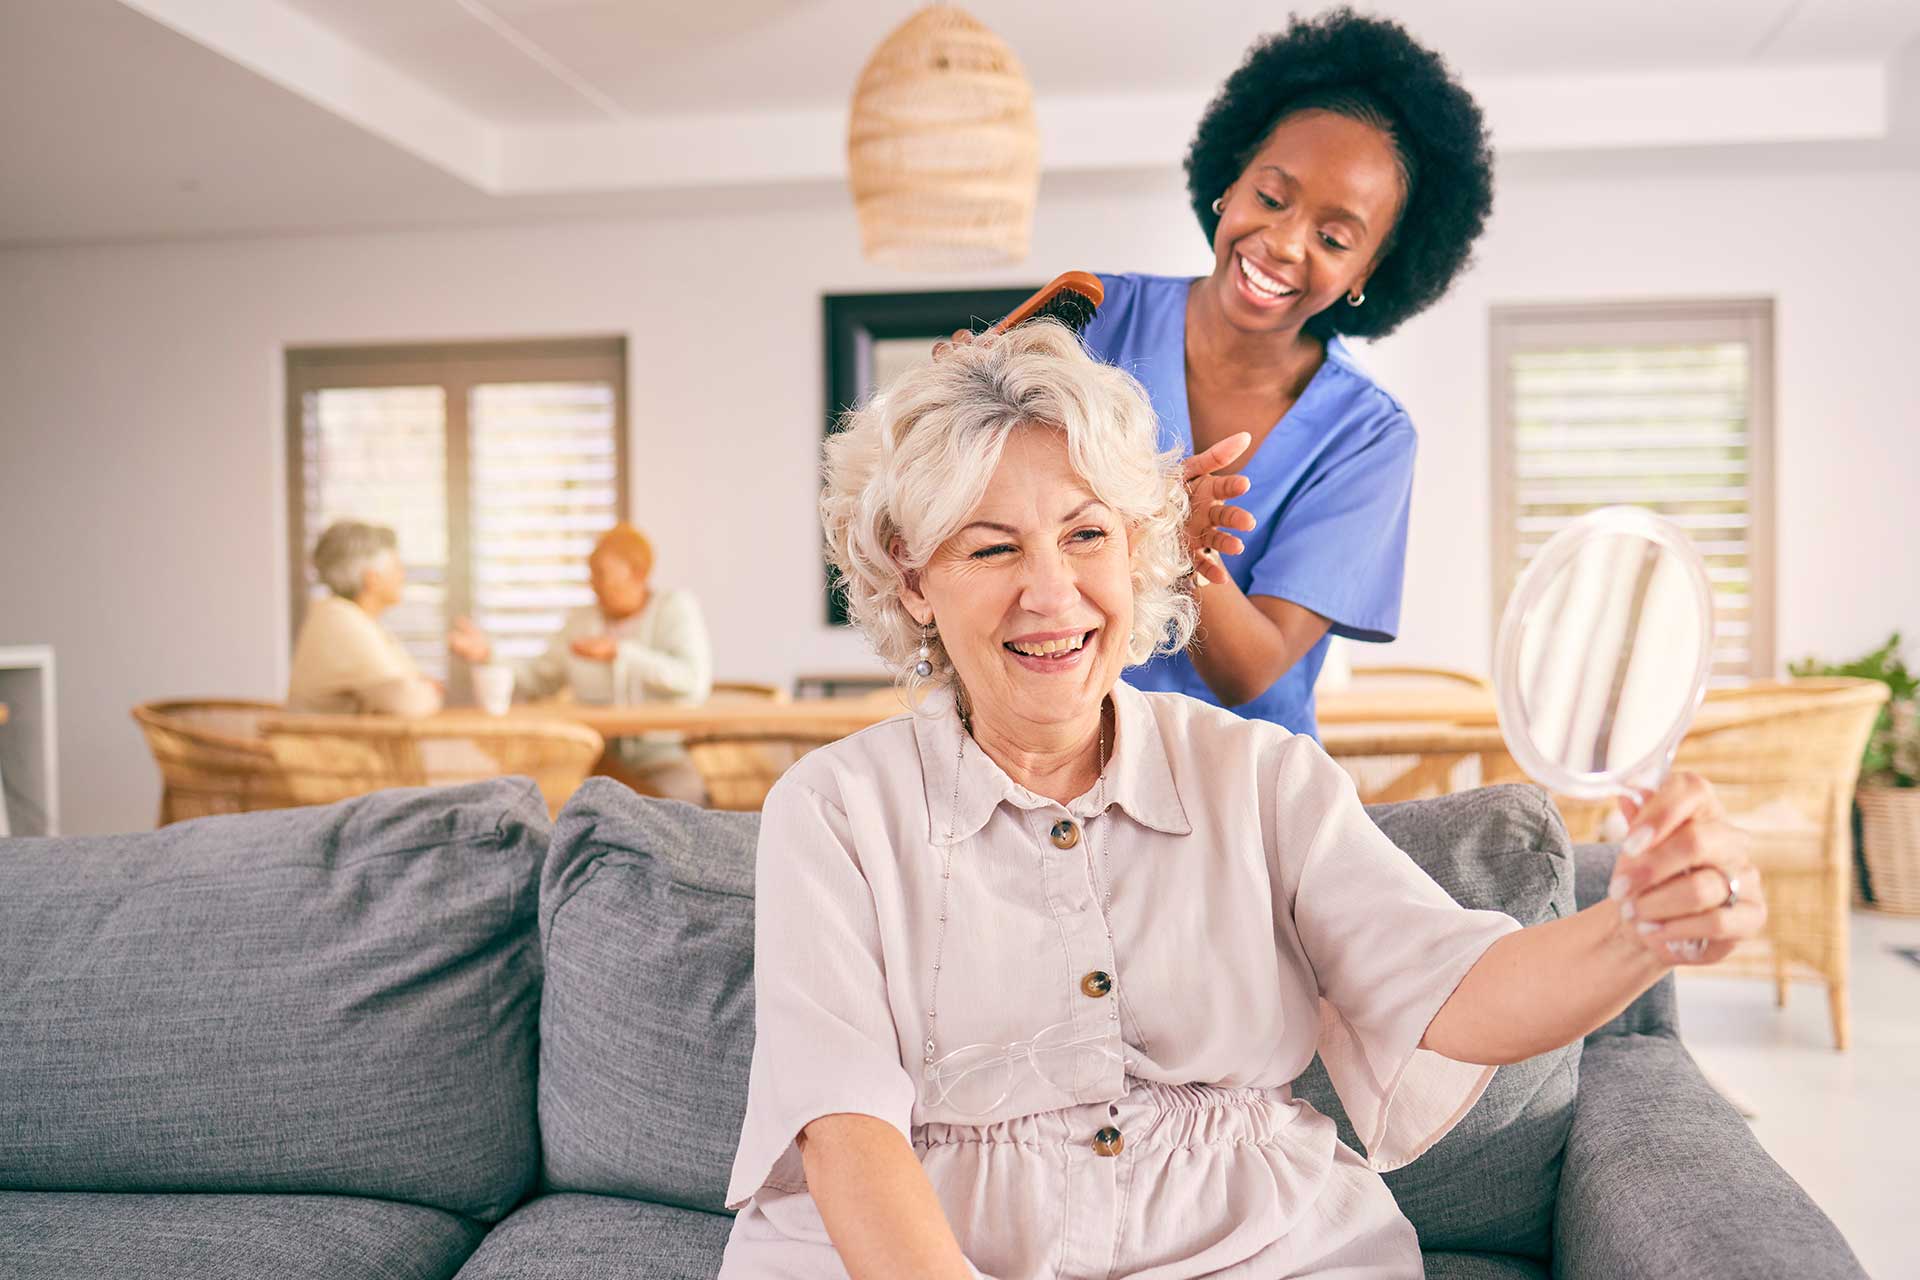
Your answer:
[1183,433,1257,586]
[933,334,1259,589]
[931,328,978,358]
[1607,772,1766,966]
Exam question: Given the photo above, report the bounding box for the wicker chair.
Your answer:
[708,682,788,703]
[131,699,299,826]
[683,731,842,811]
[1348,665,1493,690]
[1328,667,1497,808]
[262,714,604,818]
[1665,678,1888,1050]
[792,671,898,699]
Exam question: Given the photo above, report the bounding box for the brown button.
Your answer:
[1049,819,1080,850]
[1093,1126,1124,1157]
[1080,970,1113,999]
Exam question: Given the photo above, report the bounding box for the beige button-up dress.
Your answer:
[721,681,1519,1279]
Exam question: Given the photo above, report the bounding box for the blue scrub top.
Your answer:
[1080,272,1417,738]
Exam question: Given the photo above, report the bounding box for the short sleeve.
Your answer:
[725,777,919,1209]
[1077,272,1129,356]
[1273,737,1520,1172]
[1247,418,1415,643]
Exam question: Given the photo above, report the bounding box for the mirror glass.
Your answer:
[1494,506,1715,800]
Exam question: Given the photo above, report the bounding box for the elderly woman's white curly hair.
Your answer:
[821,320,1198,699]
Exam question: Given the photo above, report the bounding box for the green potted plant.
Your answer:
[1790,633,1920,913]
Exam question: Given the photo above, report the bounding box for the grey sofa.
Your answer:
[0,775,1865,1279]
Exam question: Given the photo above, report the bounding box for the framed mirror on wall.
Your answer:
[821,287,1038,624]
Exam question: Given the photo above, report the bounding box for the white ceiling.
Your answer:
[3,0,1918,247]
[272,0,1920,120]
[0,0,484,245]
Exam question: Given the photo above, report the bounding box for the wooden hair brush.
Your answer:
[990,271,1105,334]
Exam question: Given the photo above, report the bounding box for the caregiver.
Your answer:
[1082,8,1495,737]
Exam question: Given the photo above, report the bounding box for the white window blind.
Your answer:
[469,381,620,663]
[288,339,627,691]
[299,385,451,677]
[1491,301,1774,680]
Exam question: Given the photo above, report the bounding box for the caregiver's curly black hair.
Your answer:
[1185,8,1494,341]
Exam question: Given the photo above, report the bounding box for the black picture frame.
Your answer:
[820,286,1038,624]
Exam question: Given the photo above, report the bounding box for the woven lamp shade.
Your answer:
[847,5,1040,269]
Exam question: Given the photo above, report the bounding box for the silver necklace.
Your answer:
[923,705,1117,1067]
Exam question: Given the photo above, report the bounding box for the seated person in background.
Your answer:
[450,521,712,803]
[287,520,443,717]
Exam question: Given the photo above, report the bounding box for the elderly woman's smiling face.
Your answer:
[903,425,1134,735]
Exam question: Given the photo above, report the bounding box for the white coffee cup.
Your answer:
[473,664,515,716]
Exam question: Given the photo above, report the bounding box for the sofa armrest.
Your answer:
[1571,843,1621,914]
[1552,1034,1865,1280]
[1574,844,1679,1040]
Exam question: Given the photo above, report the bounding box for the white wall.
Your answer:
[1377,166,1920,679]
[3,164,1916,833]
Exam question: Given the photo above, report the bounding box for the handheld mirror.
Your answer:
[1493,506,1716,958]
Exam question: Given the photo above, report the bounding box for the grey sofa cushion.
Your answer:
[0,778,547,1221]
[1573,843,1677,1039]
[0,1191,484,1280]
[1292,783,1580,1261]
[538,780,758,1213]
[538,780,1580,1250]
[452,1193,733,1279]
[1424,1252,1549,1279]
[1556,1034,1867,1280]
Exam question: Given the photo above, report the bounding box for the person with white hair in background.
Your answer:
[287,519,443,716]
[718,321,1765,1279]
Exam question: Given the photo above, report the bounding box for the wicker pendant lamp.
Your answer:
[846,5,1040,269]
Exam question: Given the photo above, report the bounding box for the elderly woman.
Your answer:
[287,519,442,716]
[720,324,1765,1279]
[449,522,712,802]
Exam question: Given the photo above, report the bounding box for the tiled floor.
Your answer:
[1676,910,1920,1279]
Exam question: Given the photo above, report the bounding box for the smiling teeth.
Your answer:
[1239,255,1294,298]
[1010,634,1086,657]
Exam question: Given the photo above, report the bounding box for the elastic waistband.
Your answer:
[916,1077,1302,1151]
[1131,1079,1286,1112]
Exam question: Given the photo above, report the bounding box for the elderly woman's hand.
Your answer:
[1608,772,1766,965]
[1183,434,1258,586]
[448,617,492,665]
[570,635,617,663]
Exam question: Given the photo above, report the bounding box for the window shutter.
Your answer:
[1492,302,1773,681]
[299,385,450,678]
[287,340,628,693]
[468,380,622,662]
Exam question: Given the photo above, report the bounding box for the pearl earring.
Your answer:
[915,624,936,678]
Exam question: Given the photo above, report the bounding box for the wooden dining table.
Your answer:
[494,693,907,740]
[490,681,1797,758]
[493,684,1504,737]
[482,680,1833,842]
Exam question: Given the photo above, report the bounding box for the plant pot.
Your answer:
[1858,784,1920,915]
